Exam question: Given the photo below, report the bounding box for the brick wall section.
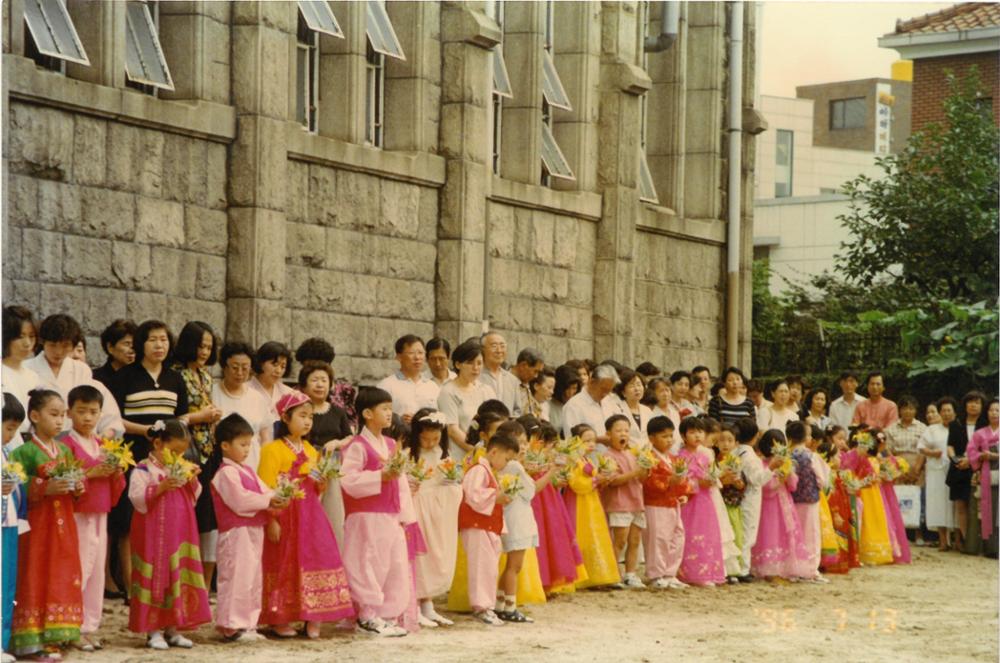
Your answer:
[911,52,1000,131]
[284,159,439,382]
[4,101,229,353]
[633,229,725,370]
[486,201,596,363]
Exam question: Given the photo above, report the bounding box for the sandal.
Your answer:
[271,626,298,638]
[498,609,531,623]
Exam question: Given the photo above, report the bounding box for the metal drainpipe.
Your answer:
[645,1,680,52]
[725,1,743,368]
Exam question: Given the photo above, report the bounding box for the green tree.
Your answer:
[837,69,999,302]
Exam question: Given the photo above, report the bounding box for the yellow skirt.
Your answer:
[858,484,893,565]
[446,538,546,612]
[572,490,621,589]
[819,491,839,561]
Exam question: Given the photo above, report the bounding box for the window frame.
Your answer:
[124,0,174,92]
[366,0,405,61]
[830,97,866,130]
[22,0,90,67]
[774,129,794,198]
[540,104,575,182]
[297,0,343,38]
[295,13,320,133]
[365,42,386,147]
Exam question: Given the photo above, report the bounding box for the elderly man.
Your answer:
[377,334,440,424]
[562,363,620,443]
[511,348,545,417]
[479,331,521,414]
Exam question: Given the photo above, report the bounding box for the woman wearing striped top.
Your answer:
[708,367,756,425]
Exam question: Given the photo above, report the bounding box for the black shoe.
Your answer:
[103,589,125,600]
[497,609,531,623]
[737,575,754,583]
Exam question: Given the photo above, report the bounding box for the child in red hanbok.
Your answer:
[128,418,211,649]
[643,416,692,589]
[10,389,84,659]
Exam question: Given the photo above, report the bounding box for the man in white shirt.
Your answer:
[377,334,440,425]
[425,337,457,386]
[479,331,521,415]
[511,347,545,418]
[562,364,620,443]
[828,370,867,430]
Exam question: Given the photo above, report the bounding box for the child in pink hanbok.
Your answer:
[61,385,125,651]
[210,415,288,643]
[460,431,519,626]
[340,387,420,637]
[128,419,211,650]
[257,392,355,639]
[874,429,911,565]
[751,430,812,580]
[676,417,726,586]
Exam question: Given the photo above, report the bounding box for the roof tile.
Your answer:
[893,2,1000,35]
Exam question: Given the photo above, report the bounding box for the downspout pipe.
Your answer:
[725,1,743,368]
[645,1,680,52]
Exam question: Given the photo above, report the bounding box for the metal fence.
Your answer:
[751,329,931,377]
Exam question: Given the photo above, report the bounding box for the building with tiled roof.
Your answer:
[879,2,999,130]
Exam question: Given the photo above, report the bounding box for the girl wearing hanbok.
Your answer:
[210,414,288,643]
[967,399,999,558]
[716,424,746,574]
[875,431,911,564]
[700,419,742,580]
[562,425,620,589]
[750,430,812,580]
[826,427,861,570]
[405,408,462,626]
[128,418,211,649]
[852,429,893,566]
[10,390,84,659]
[257,392,355,638]
[2,393,28,663]
[676,417,726,586]
[524,419,586,594]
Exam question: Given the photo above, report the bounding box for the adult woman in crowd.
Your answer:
[437,340,496,461]
[707,366,756,425]
[249,340,294,425]
[92,319,137,387]
[295,336,357,422]
[920,399,955,551]
[1,305,39,433]
[211,342,273,470]
[531,366,556,424]
[172,321,224,589]
[548,364,582,435]
[643,376,682,449]
[757,379,799,433]
[299,359,353,547]
[108,319,190,601]
[946,390,988,553]
[609,368,653,446]
[802,387,832,430]
[669,370,696,418]
[967,398,1000,559]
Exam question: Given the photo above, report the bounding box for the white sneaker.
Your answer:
[357,617,407,637]
[649,577,671,589]
[232,630,262,643]
[623,573,646,589]
[166,632,194,648]
[147,632,169,651]
[806,575,830,584]
[666,578,689,589]
[417,613,439,628]
[473,610,505,626]
[427,608,454,626]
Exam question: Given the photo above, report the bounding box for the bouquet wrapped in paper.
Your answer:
[437,457,464,483]
[384,447,413,476]
[771,441,790,459]
[161,449,198,482]
[719,453,742,475]
[407,458,433,483]
[100,437,136,471]
[523,442,551,475]
[274,472,306,500]
[310,451,343,482]
[48,453,86,485]
[594,453,618,477]
[2,460,27,485]
[498,472,523,499]
[553,436,586,462]
[631,446,657,470]
[671,456,689,478]
[839,469,866,494]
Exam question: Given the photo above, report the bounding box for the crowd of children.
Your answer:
[1,309,979,661]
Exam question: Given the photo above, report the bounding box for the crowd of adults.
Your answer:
[3,305,997,605]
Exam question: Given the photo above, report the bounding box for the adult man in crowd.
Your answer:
[377,334,440,424]
[480,331,521,414]
[562,363,620,443]
[853,371,899,430]
[829,370,867,429]
[511,348,545,418]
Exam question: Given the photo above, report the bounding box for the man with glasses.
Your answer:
[377,335,441,425]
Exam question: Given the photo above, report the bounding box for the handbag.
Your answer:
[894,485,921,529]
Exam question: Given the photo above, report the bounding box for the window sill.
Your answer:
[638,203,726,246]
[5,54,236,142]
[287,125,446,188]
[488,175,603,222]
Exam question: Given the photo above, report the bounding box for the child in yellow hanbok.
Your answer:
[850,429,893,566]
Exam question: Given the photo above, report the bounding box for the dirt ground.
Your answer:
[85,547,996,663]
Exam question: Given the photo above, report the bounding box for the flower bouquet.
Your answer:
[595,453,618,478]
[839,470,865,494]
[523,442,551,475]
[385,447,413,476]
[48,453,86,485]
[161,449,198,482]
[2,461,27,485]
[719,454,742,475]
[407,458,433,483]
[706,463,723,484]
[100,437,136,471]
[310,451,343,481]
[631,446,657,470]
[498,472,523,499]
[771,441,790,459]
[554,436,586,462]
[671,456,689,478]
[274,472,306,500]
[853,431,875,452]
[437,457,464,483]
[773,455,794,478]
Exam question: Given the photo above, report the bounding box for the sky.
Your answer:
[759,1,953,98]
